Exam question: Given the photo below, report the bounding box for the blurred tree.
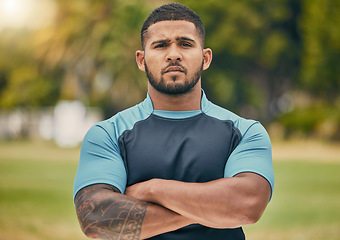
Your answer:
[181,0,301,122]
[1,0,301,120]
[0,30,60,108]
[32,0,158,117]
[299,0,340,102]
[1,0,339,138]
[277,0,340,140]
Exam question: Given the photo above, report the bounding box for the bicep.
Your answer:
[233,172,271,204]
[74,184,122,225]
[75,183,121,206]
[75,183,147,239]
[74,183,191,239]
[225,122,274,200]
[73,124,127,201]
[221,172,272,224]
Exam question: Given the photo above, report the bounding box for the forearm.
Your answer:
[126,173,271,229]
[148,178,254,228]
[75,184,193,240]
[141,201,194,239]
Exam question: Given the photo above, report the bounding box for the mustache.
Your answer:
[161,61,187,75]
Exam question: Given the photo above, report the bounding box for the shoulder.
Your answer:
[89,99,152,140]
[203,101,263,137]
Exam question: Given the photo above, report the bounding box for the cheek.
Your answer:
[145,60,162,78]
[188,55,204,71]
[145,55,163,70]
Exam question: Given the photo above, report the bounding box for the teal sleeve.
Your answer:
[73,122,127,201]
[224,122,274,199]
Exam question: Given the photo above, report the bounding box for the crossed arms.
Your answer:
[74,172,271,240]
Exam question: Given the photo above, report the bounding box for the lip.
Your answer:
[163,66,184,74]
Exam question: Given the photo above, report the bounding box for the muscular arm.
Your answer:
[74,184,194,240]
[125,172,271,229]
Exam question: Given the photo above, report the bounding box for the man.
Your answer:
[73,3,274,240]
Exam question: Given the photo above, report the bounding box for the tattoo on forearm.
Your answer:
[75,184,147,240]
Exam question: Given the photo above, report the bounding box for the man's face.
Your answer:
[136,21,211,95]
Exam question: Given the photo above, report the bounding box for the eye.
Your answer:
[154,43,167,49]
[180,42,192,48]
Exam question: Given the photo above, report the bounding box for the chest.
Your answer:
[118,114,241,186]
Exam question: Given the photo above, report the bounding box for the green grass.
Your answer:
[0,141,340,240]
[245,160,340,240]
[0,141,86,240]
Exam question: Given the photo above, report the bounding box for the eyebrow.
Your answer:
[151,39,171,46]
[177,37,196,43]
[150,37,196,46]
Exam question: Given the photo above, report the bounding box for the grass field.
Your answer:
[0,140,340,240]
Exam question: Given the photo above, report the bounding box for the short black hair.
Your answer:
[141,3,205,49]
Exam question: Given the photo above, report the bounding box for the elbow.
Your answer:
[78,215,100,239]
[213,201,266,228]
[85,232,99,239]
[240,200,267,226]
[213,211,262,229]
[238,191,269,226]
[76,207,108,239]
[242,210,263,225]
[76,206,124,239]
[219,210,263,228]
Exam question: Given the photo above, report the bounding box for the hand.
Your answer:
[125,179,163,202]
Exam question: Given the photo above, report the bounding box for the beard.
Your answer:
[145,60,203,95]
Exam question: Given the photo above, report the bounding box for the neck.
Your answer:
[148,82,202,111]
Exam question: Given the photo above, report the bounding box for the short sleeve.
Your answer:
[73,122,127,201]
[224,122,274,199]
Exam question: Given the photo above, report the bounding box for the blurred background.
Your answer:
[0,0,339,239]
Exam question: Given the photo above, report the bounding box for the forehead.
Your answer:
[145,21,201,45]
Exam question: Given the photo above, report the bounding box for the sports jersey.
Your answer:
[73,90,274,240]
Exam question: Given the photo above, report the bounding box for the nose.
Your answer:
[166,45,182,62]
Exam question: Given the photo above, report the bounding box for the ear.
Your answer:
[136,50,145,72]
[202,48,212,71]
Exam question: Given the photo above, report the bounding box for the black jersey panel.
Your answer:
[118,113,244,240]
[147,224,245,240]
[118,113,241,187]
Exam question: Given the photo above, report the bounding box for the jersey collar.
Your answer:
[141,89,211,114]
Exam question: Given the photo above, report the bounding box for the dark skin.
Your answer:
[75,174,271,239]
[75,20,272,240]
[75,184,147,239]
[75,184,194,239]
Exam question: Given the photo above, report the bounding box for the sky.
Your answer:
[0,0,56,30]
